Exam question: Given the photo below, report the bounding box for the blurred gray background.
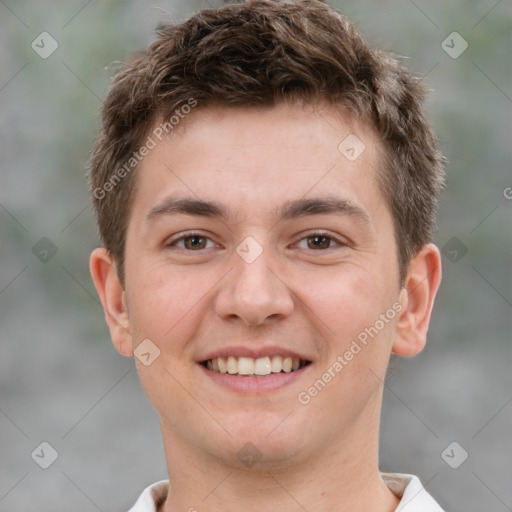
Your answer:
[0,0,510,511]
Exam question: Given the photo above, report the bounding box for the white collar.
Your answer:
[127,473,445,511]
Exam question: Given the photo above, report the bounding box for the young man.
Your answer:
[88,1,445,510]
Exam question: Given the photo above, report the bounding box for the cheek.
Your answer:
[293,263,398,391]
[125,261,217,346]
[124,264,207,418]
[294,265,384,337]
[297,267,397,415]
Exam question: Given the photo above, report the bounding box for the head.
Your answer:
[89,0,443,471]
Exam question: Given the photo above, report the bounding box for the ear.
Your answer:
[89,248,134,357]
[392,243,442,357]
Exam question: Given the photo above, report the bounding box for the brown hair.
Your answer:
[88,0,445,285]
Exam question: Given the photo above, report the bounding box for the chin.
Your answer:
[211,417,308,469]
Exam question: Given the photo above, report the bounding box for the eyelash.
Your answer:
[166,230,347,251]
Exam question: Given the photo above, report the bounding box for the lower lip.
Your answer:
[200,364,311,393]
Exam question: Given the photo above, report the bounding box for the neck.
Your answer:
[160,400,399,512]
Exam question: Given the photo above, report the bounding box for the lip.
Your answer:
[199,345,312,362]
[198,360,313,394]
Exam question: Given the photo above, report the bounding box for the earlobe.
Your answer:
[392,243,442,357]
[89,248,134,357]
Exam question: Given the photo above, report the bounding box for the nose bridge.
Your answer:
[235,246,274,293]
[215,236,294,326]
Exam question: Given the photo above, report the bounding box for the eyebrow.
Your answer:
[145,196,371,226]
[278,197,370,225]
[146,197,230,222]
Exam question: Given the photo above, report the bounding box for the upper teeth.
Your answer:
[206,356,303,376]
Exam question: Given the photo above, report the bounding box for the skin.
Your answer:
[90,103,441,512]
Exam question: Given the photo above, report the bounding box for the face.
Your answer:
[92,103,438,470]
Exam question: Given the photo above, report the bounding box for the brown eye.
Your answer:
[294,231,346,251]
[307,234,333,250]
[182,235,208,250]
[168,233,216,251]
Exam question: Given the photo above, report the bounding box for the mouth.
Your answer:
[201,356,311,377]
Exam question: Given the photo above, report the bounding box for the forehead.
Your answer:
[130,103,388,225]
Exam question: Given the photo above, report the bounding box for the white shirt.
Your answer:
[126,473,445,511]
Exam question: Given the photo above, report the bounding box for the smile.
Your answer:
[202,356,311,376]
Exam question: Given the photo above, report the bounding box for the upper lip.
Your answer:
[199,345,312,362]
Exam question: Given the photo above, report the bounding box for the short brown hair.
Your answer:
[88,0,445,285]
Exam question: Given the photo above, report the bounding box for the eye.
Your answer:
[295,231,345,250]
[167,232,217,251]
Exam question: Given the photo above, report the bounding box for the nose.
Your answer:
[213,245,295,327]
